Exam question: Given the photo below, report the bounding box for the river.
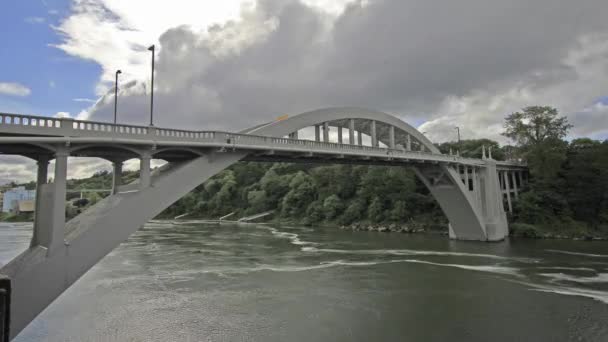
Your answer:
[1,221,608,341]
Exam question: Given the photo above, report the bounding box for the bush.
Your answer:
[510,223,541,238]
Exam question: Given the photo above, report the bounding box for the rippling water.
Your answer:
[1,221,608,341]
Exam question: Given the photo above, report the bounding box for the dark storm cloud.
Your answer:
[87,0,608,136]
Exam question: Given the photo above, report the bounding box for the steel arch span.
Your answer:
[0,108,514,339]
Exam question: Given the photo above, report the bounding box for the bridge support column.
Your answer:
[357,129,363,145]
[512,172,519,199]
[314,125,320,142]
[503,171,512,213]
[323,122,329,142]
[348,119,355,144]
[31,156,49,247]
[472,167,479,206]
[338,125,343,144]
[479,161,509,240]
[139,154,151,190]
[48,148,68,254]
[389,126,395,149]
[112,161,123,195]
[370,120,377,147]
[406,134,412,151]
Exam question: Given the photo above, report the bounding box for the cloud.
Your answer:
[0,82,31,97]
[73,98,96,103]
[66,0,608,144]
[25,17,46,24]
[6,0,608,182]
[0,156,37,185]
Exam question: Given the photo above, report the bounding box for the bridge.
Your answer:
[0,107,526,339]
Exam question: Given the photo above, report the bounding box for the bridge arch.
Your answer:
[247,107,438,153]
[245,107,495,241]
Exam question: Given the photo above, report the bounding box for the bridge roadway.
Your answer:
[0,112,521,168]
[0,108,526,340]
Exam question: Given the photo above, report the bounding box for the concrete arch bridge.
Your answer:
[0,107,526,339]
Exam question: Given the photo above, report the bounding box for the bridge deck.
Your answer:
[0,112,525,169]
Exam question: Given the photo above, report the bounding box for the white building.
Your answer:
[2,186,35,213]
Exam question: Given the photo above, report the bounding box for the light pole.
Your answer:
[148,44,155,126]
[114,70,121,125]
[455,126,461,153]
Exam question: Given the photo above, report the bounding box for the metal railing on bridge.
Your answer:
[0,112,526,168]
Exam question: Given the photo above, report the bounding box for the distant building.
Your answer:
[2,186,35,213]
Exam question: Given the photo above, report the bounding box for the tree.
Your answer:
[503,106,572,180]
[323,194,344,220]
[368,196,384,222]
[281,172,316,217]
[503,106,572,147]
[340,199,366,224]
[305,200,324,223]
[390,200,409,222]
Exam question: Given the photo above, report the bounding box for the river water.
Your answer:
[1,221,608,341]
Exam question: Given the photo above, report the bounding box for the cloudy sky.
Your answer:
[1,0,608,183]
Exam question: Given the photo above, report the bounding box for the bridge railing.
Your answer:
[0,112,64,130]
[0,112,430,154]
[0,112,525,167]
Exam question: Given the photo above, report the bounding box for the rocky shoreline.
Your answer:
[340,223,447,235]
[339,222,608,241]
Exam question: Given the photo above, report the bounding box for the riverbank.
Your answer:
[335,221,608,241]
[2,214,606,241]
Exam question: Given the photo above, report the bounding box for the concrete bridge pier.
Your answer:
[478,160,509,240]
[139,153,151,189]
[30,156,49,248]
[111,160,123,195]
[48,147,68,254]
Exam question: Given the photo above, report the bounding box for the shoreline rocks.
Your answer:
[339,223,607,240]
[341,223,429,234]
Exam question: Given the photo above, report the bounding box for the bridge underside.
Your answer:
[0,107,523,339]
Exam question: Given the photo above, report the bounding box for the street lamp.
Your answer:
[148,44,155,126]
[455,126,461,153]
[114,70,121,125]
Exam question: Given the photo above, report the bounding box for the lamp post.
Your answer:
[113,70,121,125]
[148,44,155,126]
[455,126,461,153]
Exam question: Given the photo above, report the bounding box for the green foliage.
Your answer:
[390,200,409,222]
[157,162,445,226]
[510,223,541,238]
[282,172,316,217]
[340,199,366,225]
[323,194,344,220]
[305,200,325,223]
[367,196,385,222]
[503,106,572,147]
[503,106,607,237]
